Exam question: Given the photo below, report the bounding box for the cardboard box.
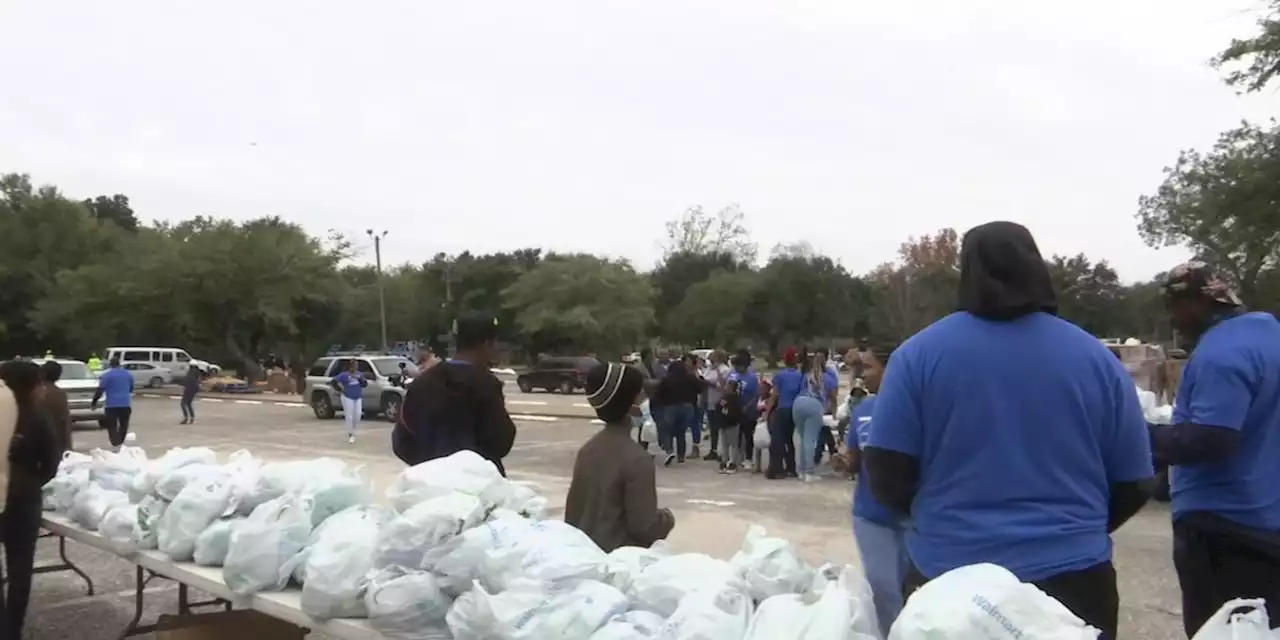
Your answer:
[155,610,305,640]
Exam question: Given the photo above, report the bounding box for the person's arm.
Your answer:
[330,372,345,393]
[91,375,105,409]
[1149,355,1248,466]
[475,375,517,463]
[1102,357,1157,532]
[621,454,675,546]
[865,353,924,517]
[51,391,72,453]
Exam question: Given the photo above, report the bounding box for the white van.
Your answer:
[103,347,221,383]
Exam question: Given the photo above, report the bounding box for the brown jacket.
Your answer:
[564,425,673,552]
[40,386,72,453]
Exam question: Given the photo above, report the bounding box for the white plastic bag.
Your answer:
[889,563,1100,640]
[193,518,241,566]
[43,468,90,512]
[746,565,879,640]
[605,541,672,593]
[300,505,394,619]
[448,579,628,640]
[242,457,346,514]
[632,554,743,617]
[591,611,668,640]
[154,464,226,501]
[222,493,315,595]
[730,525,814,601]
[305,466,372,528]
[58,450,93,475]
[656,583,754,640]
[365,566,454,639]
[479,519,611,593]
[387,450,511,513]
[222,449,264,507]
[157,476,237,561]
[69,484,129,530]
[100,504,142,552]
[744,595,811,640]
[498,481,549,520]
[641,418,659,445]
[89,446,148,493]
[375,491,487,571]
[1190,599,1274,640]
[131,446,218,501]
[753,423,771,450]
[423,518,538,596]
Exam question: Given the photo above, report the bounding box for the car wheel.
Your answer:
[559,380,574,394]
[312,392,336,419]
[382,393,403,423]
[148,376,164,388]
[517,380,533,394]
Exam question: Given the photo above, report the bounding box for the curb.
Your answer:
[134,393,601,423]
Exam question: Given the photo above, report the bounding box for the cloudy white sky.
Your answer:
[1,0,1274,281]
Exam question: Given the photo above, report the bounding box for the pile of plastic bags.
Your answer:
[47,447,892,639]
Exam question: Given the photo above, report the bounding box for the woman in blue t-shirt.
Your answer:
[792,353,831,483]
[843,345,907,637]
[331,360,368,444]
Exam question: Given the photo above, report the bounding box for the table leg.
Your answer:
[31,533,95,596]
[117,566,147,640]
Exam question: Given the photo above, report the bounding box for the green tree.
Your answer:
[1046,254,1125,337]
[868,228,961,341]
[83,194,139,232]
[744,252,861,361]
[1137,121,1280,307]
[661,204,756,264]
[1213,1,1280,93]
[665,270,759,347]
[503,254,653,357]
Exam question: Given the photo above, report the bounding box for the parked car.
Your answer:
[516,356,600,394]
[31,358,104,424]
[103,346,222,382]
[121,362,173,388]
[303,353,414,422]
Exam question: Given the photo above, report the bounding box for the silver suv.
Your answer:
[304,353,415,422]
[31,358,105,424]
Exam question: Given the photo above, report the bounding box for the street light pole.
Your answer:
[367,229,389,351]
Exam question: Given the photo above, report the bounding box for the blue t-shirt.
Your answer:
[1171,312,1280,530]
[867,311,1153,582]
[848,396,897,526]
[98,367,134,408]
[333,371,366,400]
[730,369,760,412]
[772,367,803,409]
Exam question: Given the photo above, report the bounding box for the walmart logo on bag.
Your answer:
[972,594,1026,639]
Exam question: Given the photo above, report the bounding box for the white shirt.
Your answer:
[703,364,730,408]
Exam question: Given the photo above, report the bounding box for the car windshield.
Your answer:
[58,363,94,380]
[371,358,413,376]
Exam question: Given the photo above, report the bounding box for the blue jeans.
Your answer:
[792,395,825,476]
[661,403,695,459]
[692,405,704,445]
[854,516,910,637]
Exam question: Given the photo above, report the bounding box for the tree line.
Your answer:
[4,4,1280,376]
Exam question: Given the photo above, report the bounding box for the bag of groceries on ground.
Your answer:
[1189,598,1275,640]
[890,563,1100,639]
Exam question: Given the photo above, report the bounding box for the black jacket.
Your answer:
[10,406,60,496]
[182,367,202,396]
[394,361,516,475]
[654,362,701,406]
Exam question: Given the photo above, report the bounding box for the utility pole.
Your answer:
[367,229,389,351]
[443,261,454,356]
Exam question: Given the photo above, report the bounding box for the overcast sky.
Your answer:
[1,0,1274,281]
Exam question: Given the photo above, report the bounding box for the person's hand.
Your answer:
[89,402,96,412]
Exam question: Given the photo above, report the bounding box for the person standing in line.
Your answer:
[654,359,701,466]
[39,360,72,453]
[1,360,61,639]
[864,221,1154,639]
[331,359,367,444]
[90,356,134,450]
[684,354,706,459]
[564,362,675,551]
[1149,261,1280,636]
[179,360,204,425]
[841,344,909,636]
[396,313,517,475]
[642,348,669,448]
[814,348,841,465]
[702,351,731,462]
[764,347,803,480]
[728,350,760,468]
[792,353,829,483]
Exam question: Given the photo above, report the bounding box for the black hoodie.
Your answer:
[866,221,1152,536]
[394,361,517,475]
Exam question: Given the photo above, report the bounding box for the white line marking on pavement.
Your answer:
[510,414,558,422]
[233,400,262,405]
[203,398,224,402]
[275,402,303,407]
[686,499,736,507]
[508,400,549,406]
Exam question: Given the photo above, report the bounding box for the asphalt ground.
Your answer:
[29,395,1185,639]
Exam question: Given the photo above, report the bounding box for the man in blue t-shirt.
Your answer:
[864,222,1153,639]
[1150,261,1280,637]
[91,357,135,449]
[765,347,803,480]
[844,344,907,637]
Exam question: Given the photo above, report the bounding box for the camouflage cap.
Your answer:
[1163,260,1243,306]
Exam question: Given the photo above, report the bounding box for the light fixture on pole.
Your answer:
[366,229,389,351]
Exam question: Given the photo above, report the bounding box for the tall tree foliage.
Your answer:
[1213,1,1280,93]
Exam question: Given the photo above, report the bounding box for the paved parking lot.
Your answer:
[29,395,1185,639]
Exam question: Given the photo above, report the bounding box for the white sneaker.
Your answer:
[347,434,355,444]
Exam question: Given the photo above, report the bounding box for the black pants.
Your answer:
[706,410,723,454]
[905,561,1119,640]
[816,424,837,464]
[103,407,132,446]
[740,413,757,461]
[179,392,196,419]
[1174,517,1280,638]
[5,491,41,638]
[766,409,796,478]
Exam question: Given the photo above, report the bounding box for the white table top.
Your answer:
[41,514,390,640]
